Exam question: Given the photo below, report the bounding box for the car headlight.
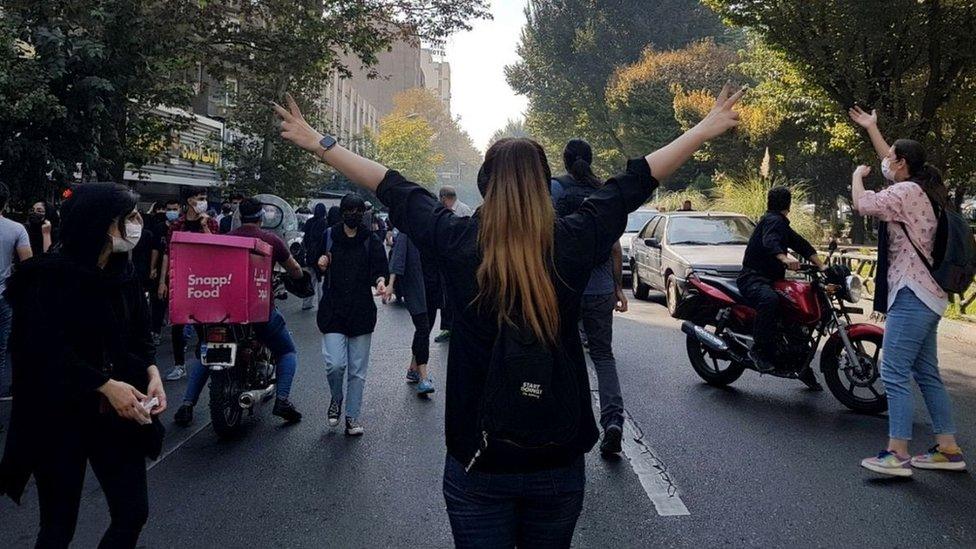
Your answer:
[844,275,863,303]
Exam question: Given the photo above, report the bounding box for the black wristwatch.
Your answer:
[319,134,338,152]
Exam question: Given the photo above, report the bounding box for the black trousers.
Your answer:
[34,416,148,549]
[150,293,166,335]
[439,276,453,331]
[411,313,431,365]
[737,272,780,360]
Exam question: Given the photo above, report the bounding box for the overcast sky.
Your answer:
[444,0,529,152]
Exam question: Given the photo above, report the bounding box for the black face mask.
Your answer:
[342,212,361,229]
[28,212,45,225]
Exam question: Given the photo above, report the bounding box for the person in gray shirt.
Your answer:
[438,186,473,217]
[0,183,34,399]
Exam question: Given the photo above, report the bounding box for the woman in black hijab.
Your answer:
[0,183,166,548]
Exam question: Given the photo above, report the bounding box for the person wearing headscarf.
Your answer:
[301,203,329,310]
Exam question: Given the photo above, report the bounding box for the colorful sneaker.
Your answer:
[861,450,912,477]
[417,378,435,396]
[405,369,420,384]
[911,446,966,471]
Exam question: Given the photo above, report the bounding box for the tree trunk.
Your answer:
[851,211,866,245]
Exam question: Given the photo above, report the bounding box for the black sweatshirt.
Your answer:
[377,158,657,473]
[741,211,817,281]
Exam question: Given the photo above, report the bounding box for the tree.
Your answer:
[507,0,728,167]
[387,88,482,194]
[200,0,490,200]
[704,0,976,203]
[374,112,443,186]
[0,0,200,198]
[489,119,532,146]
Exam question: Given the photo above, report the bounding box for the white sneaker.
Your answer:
[165,366,186,381]
[345,418,364,436]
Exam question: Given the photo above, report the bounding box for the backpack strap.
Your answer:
[898,223,935,272]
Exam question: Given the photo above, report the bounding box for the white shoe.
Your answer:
[165,366,186,381]
[345,418,364,436]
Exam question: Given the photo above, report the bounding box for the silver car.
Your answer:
[619,209,658,282]
[630,212,755,315]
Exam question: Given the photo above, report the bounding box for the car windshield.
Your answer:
[667,216,753,245]
[626,211,657,232]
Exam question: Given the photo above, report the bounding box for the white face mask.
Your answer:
[881,157,896,181]
[193,200,208,215]
[110,221,142,253]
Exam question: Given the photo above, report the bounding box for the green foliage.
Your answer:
[374,110,443,187]
[704,0,976,202]
[653,189,711,213]
[507,0,727,166]
[0,0,200,197]
[0,0,490,203]
[489,119,532,146]
[712,174,821,243]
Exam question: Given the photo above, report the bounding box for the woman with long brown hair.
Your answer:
[274,85,743,547]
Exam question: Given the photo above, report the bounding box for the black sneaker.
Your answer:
[797,368,824,391]
[174,404,194,426]
[600,425,623,456]
[273,398,303,423]
[327,399,342,427]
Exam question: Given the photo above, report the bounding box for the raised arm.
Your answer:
[645,83,746,182]
[273,94,387,191]
[848,106,890,160]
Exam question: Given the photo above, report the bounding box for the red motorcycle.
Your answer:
[674,255,887,414]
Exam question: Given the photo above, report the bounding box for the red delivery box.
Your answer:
[168,232,273,324]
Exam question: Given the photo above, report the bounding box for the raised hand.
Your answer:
[272,93,324,154]
[695,82,746,140]
[853,165,872,179]
[848,106,877,129]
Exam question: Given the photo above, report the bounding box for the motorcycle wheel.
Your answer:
[632,262,650,301]
[210,369,245,439]
[821,331,887,415]
[686,326,746,386]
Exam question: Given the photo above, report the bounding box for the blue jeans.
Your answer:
[443,455,585,549]
[321,333,372,420]
[881,288,957,440]
[182,309,298,404]
[0,296,12,395]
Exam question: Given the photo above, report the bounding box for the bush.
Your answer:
[711,174,821,243]
[653,188,711,212]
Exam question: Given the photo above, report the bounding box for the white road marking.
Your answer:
[588,370,690,516]
[147,419,212,472]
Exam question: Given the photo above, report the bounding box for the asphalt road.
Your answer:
[2,292,974,548]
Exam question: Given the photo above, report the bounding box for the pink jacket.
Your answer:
[857,181,947,315]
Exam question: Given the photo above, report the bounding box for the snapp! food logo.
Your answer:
[187,274,233,299]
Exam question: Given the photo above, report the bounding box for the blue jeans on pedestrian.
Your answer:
[0,296,12,395]
[881,287,957,440]
[321,333,372,420]
[182,308,298,404]
[443,454,585,549]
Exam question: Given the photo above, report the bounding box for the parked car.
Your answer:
[620,208,658,283]
[630,212,755,315]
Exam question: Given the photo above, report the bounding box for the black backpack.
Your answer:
[466,320,580,471]
[552,174,596,217]
[899,191,976,295]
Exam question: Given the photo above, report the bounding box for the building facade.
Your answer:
[420,48,452,115]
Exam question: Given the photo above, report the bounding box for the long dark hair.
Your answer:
[893,139,949,211]
[562,139,601,188]
[60,183,139,266]
[476,138,560,343]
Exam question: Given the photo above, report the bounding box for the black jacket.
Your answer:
[378,158,657,473]
[740,211,817,281]
[390,232,427,316]
[315,223,389,337]
[0,254,159,503]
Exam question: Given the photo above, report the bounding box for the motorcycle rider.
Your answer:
[173,197,306,426]
[737,186,825,387]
